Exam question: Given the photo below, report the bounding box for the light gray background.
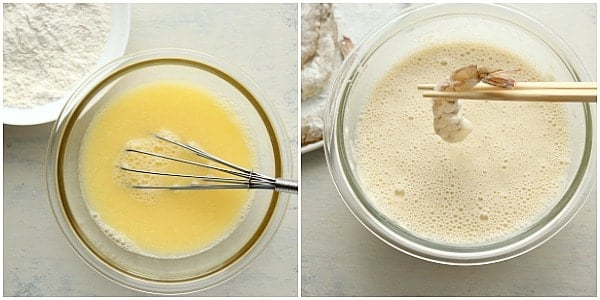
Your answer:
[4,4,298,296]
[4,3,598,298]
[301,3,597,297]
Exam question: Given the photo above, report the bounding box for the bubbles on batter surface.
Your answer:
[352,42,572,246]
[112,129,216,205]
[91,214,142,254]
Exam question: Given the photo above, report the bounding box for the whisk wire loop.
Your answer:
[119,134,297,194]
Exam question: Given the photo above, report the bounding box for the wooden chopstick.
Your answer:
[417,82,597,90]
[418,82,597,103]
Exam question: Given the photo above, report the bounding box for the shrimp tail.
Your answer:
[477,67,520,89]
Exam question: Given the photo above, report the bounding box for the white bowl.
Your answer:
[3,3,131,126]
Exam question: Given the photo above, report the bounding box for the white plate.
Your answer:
[3,4,131,126]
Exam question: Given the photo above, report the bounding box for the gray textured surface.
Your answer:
[301,3,596,297]
[4,4,297,296]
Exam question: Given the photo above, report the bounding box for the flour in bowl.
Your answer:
[3,3,111,109]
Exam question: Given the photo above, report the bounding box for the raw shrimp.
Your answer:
[432,64,518,143]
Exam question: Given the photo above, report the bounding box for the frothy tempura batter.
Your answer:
[353,42,571,245]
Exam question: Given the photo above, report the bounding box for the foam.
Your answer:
[113,129,224,204]
[353,42,571,246]
[104,129,255,258]
[79,82,259,259]
[89,195,254,259]
[90,212,144,255]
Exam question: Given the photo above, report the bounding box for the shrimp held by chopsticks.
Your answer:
[432,64,518,143]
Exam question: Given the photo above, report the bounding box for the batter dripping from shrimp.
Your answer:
[432,64,518,143]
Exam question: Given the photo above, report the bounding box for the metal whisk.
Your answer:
[119,134,297,194]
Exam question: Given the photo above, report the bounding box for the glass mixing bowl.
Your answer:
[46,49,292,293]
[324,4,596,265]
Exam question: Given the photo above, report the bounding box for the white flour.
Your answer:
[3,3,111,109]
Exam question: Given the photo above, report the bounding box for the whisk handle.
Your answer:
[274,178,298,194]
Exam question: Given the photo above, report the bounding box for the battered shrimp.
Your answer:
[340,35,354,59]
[432,64,518,143]
[301,115,324,146]
[301,4,324,65]
[301,3,338,100]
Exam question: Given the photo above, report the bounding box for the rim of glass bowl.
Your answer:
[46,48,291,294]
[324,3,596,265]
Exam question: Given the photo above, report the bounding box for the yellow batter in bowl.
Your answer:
[80,81,254,258]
